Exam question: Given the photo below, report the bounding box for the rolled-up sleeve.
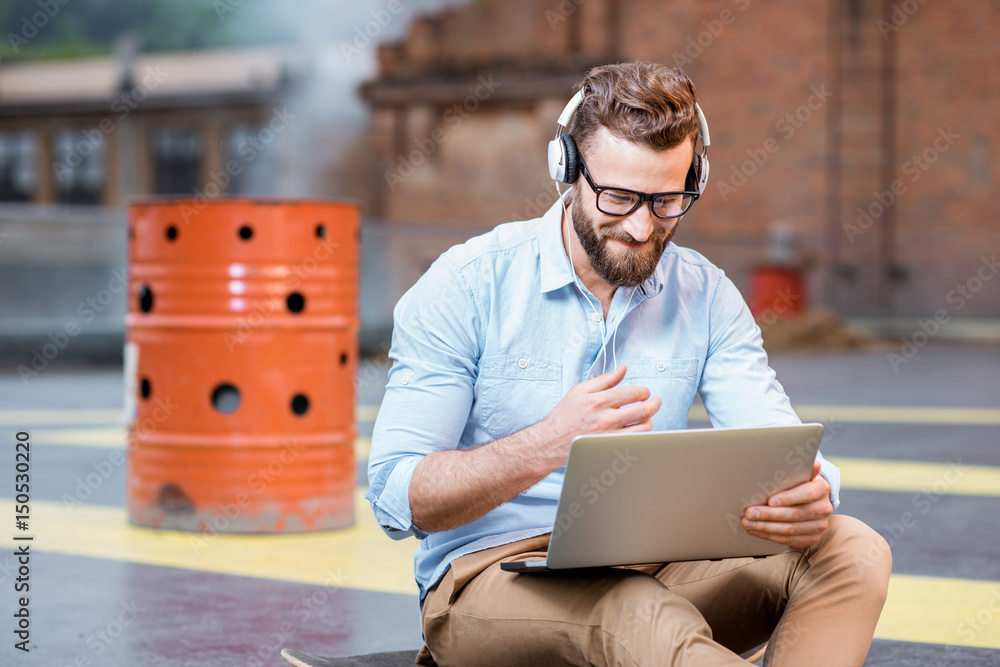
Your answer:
[365,255,483,539]
[699,272,841,510]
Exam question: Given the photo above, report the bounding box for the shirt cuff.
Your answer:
[365,455,429,540]
[817,452,841,511]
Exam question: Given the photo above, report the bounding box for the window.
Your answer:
[151,127,203,195]
[53,128,106,205]
[0,131,37,202]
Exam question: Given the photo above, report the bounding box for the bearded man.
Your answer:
[366,62,891,667]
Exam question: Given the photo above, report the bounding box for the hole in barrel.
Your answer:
[139,286,154,313]
[315,223,326,239]
[211,383,241,414]
[238,225,253,240]
[339,351,348,366]
[286,292,305,313]
[165,225,178,241]
[140,377,151,399]
[291,393,310,416]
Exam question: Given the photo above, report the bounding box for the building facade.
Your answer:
[361,0,1000,325]
[0,45,307,207]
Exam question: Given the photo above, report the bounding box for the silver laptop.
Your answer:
[501,423,824,572]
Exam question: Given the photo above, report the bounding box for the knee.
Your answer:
[821,515,893,599]
[587,574,716,663]
[590,573,712,638]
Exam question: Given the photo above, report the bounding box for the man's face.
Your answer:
[570,127,695,287]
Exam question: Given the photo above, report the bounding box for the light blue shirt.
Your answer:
[366,194,841,600]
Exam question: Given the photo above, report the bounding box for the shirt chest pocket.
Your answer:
[475,353,563,441]
[620,358,700,430]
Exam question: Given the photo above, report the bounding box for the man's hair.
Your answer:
[567,62,700,157]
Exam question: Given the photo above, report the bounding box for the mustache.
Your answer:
[602,227,669,245]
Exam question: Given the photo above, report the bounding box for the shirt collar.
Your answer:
[537,188,665,298]
[538,189,576,293]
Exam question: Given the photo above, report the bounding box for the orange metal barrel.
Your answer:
[125,198,359,532]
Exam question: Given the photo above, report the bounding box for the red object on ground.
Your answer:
[125,198,360,533]
[749,266,806,319]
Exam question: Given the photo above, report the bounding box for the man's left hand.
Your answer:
[741,460,833,549]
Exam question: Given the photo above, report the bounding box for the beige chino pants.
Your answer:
[417,515,891,667]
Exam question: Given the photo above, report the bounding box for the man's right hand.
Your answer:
[536,364,662,471]
[410,364,660,533]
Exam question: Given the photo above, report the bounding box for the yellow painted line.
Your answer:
[878,574,1000,649]
[355,436,371,462]
[796,405,1000,426]
[357,404,379,422]
[29,427,375,464]
[32,427,127,447]
[832,457,1000,497]
[0,408,123,426]
[0,492,418,596]
[687,404,1000,425]
[2,497,1000,648]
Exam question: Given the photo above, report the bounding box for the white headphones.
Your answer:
[546,89,712,194]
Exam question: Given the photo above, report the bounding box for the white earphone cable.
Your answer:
[561,187,640,377]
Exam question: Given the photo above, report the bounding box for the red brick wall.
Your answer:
[889,0,1000,317]
[365,0,1000,319]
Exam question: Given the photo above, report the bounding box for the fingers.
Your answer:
[600,383,652,409]
[744,516,830,548]
[613,396,661,427]
[556,365,660,435]
[745,525,826,549]
[742,469,834,548]
[622,420,654,432]
[766,474,830,508]
[583,364,628,391]
[744,497,832,524]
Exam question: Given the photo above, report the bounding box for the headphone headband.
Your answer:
[547,90,711,194]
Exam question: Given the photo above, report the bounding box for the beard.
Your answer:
[571,199,675,287]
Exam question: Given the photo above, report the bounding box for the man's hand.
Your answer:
[409,364,661,533]
[741,459,833,549]
[536,364,662,471]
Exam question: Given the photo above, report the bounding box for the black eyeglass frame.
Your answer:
[578,154,700,220]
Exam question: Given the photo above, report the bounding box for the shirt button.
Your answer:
[656,362,666,372]
[591,312,602,322]
[400,374,410,384]
[517,358,528,369]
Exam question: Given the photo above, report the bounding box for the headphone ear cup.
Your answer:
[685,156,699,193]
[687,153,709,194]
[559,134,580,185]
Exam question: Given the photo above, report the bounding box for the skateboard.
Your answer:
[281,647,418,666]
[281,649,341,667]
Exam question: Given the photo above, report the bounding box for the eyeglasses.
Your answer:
[578,154,699,220]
